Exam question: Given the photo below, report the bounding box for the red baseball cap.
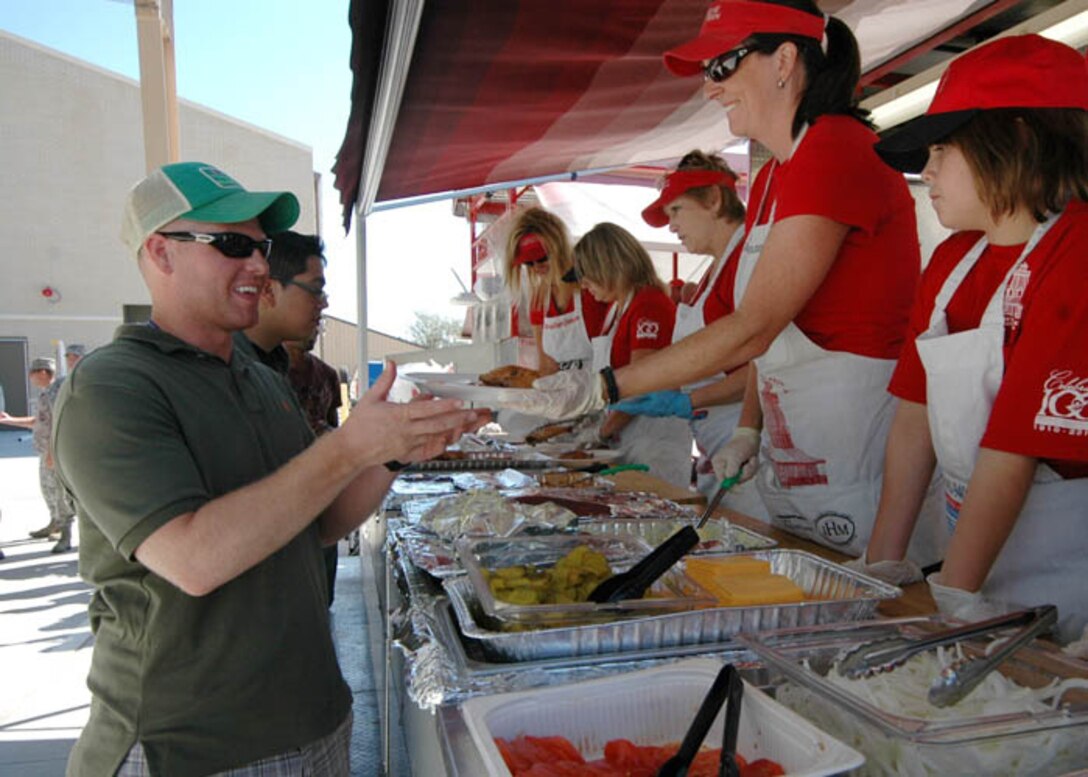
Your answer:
[663,0,826,77]
[513,232,548,265]
[876,35,1088,173]
[642,169,736,227]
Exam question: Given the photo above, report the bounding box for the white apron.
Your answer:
[916,215,1087,642]
[541,291,594,371]
[673,230,768,518]
[500,291,596,440]
[593,293,693,490]
[733,127,944,562]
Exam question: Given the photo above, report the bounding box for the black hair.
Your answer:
[748,0,871,137]
[267,231,326,282]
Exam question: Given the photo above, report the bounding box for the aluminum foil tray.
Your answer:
[404,457,555,472]
[445,549,901,662]
[577,517,777,555]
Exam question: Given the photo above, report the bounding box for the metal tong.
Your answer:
[928,604,1057,707]
[835,605,1057,683]
[657,663,743,777]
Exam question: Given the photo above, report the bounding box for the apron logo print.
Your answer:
[635,318,659,340]
[814,512,856,545]
[1034,369,1088,436]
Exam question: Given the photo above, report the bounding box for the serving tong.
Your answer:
[837,605,1057,707]
[657,662,743,777]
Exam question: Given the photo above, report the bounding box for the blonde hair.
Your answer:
[502,207,577,310]
[574,223,666,297]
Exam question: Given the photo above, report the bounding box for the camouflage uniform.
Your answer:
[34,377,76,532]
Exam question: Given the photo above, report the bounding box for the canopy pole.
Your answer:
[133,0,179,172]
[355,216,368,398]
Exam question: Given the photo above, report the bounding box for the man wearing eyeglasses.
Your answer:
[235,229,343,606]
[51,162,481,776]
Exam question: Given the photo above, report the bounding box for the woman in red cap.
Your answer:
[502,207,609,375]
[860,35,1088,644]
[615,150,766,516]
[516,0,942,563]
[573,222,691,488]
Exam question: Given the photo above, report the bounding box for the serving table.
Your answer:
[358,472,938,776]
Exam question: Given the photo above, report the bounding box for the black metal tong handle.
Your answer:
[587,525,700,603]
[657,663,743,777]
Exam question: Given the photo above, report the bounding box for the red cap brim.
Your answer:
[642,170,734,227]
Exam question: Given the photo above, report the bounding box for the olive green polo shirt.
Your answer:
[53,324,351,777]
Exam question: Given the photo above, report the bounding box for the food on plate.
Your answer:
[479,364,541,389]
[557,449,593,460]
[526,421,576,444]
[483,545,613,605]
[435,450,468,461]
[683,556,804,606]
[495,734,784,776]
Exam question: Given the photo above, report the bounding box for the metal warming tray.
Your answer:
[738,617,1088,776]
[455,533,716,625]
[577,516,777,555]
[445,549,901,662]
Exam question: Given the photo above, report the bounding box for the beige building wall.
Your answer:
[0,31,316,369]
[313,314,420,381]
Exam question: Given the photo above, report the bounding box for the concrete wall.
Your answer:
[0,31,316,367]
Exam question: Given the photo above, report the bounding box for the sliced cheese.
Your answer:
[685,556,771,580]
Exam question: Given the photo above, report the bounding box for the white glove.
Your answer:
[711,426,761,483]
[506,370,608,421]
[927,572,1007,622]
[844,556,924,586]
[1062,625,1088,659]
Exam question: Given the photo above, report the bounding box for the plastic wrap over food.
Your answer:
[450,469,537,491]
[408,490,578,540]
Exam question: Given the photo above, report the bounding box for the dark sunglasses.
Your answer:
[157,231,273,259]
[523,254,550,267]
[704,46,759,83]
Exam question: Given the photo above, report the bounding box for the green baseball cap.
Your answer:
[120,162,300,257]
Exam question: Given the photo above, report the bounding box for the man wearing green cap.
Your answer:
[52,162,481,776]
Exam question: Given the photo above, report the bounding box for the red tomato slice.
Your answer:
[742,757,786,777]
[495,737,533,773]
[525,735,585,764]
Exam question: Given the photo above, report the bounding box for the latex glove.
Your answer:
[927,572,1006,622]
[610,390,693,419]
[710,426,761,483]
[1062,625,1088,658]
[505,370,607,421]
[844,556,924,586]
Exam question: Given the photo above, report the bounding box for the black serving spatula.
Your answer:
[587,474,740,604]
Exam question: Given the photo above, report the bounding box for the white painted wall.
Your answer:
[0,31,316,366]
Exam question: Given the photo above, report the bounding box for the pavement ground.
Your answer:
[0,429,389,776]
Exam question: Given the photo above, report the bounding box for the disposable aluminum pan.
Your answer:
[576,517,777,555]
[445,549,901,662]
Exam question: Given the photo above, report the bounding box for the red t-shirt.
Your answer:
[699,238,744,324]
[746,115,920,359]
[889,202,1088,478]
[529,289,609,339]
[607,286,676,369]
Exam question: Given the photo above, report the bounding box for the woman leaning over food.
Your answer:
[513,0,944,564]
[613,151,766,517]
[857,35,1088,644]
[573,223,692,489]
[503,206,610,375]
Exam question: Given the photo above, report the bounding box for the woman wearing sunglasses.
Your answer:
[502,206,610,375]
[615,150,766,517]
[860,35,1088,644]
[515,0,943,564]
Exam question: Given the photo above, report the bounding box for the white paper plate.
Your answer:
[403,372,534,405]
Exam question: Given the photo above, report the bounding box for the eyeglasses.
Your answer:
[157,231,273,259]
[704,46,759,83]
[283,278,328,302]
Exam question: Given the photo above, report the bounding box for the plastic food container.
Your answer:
[460,656,865,776]
[455,533,716,624]
[739,616,1088,776]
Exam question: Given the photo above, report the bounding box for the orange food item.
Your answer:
[479,364,541,389]
[683,556,804,607]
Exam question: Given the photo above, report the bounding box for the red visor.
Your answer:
[664,1,826,77]
[513,232,548,265]
[875,35,1088,173]
[642,170,735,227]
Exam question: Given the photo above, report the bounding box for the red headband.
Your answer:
[664,1,826,77]
[513,232,548,265]
[642,170,735,227]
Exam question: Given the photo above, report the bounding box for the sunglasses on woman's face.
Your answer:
[157,231,273,259]
[703,46,759,83]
